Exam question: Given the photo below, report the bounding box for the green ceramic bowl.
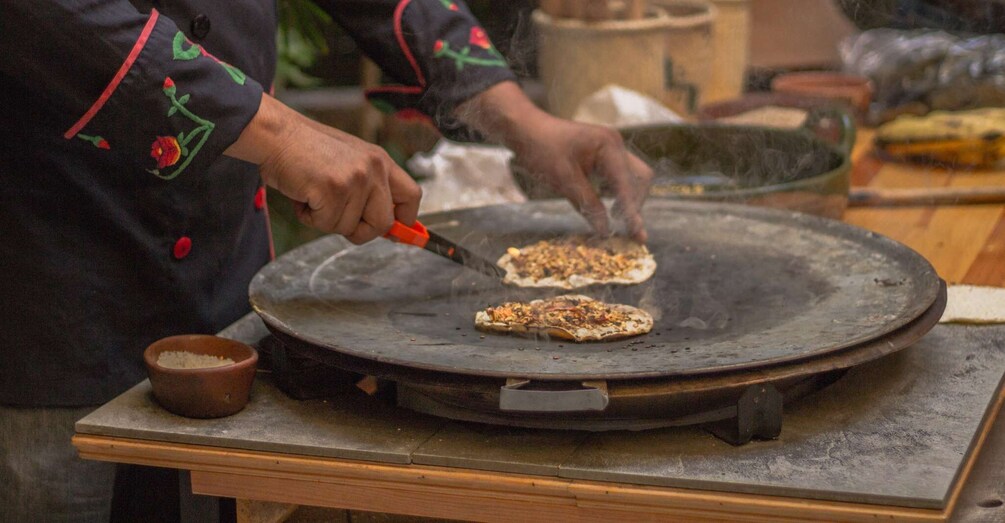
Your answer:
[515,108,853,219]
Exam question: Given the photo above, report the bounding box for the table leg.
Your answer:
[179,471,220,523]
[235,499,299,523]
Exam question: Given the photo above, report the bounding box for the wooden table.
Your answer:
[74,130,1005,523]
[844,129,1005,287]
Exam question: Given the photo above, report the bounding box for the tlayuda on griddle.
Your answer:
[475,294,653,342]
[476,236,657,342]
[497,236,656,289]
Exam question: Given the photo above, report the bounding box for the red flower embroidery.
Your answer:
[448,2,459,10]
[433,40,445,54]
[76,133,110,149]
[150,136,182,169]
[469,27,491,49]
[163,77,175,90]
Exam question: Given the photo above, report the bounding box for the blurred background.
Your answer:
[271,0,1005,254]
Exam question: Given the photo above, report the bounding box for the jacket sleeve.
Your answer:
[323,0,518,142]
[0,0,263,180]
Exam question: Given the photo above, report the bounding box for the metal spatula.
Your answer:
[385,220,506,280]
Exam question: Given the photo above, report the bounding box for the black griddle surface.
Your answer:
[250,200,940,380]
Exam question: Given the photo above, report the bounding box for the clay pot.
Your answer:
[144,335,258,418]
[771,72,873,118]
[534,8,674,118]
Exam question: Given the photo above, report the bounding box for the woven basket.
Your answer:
[705,0,751,103]
[652,0,717,112]
[534,8,674,119]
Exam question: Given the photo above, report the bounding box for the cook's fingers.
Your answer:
[627,152,654,208]
[359,180,395,241]
[388,165,422,225]
[293,199,313,227]
[599,145,647,243]
[332,187,368,237]
[560,165,610,236]
[346,221,381,245]
[295,183,350,233]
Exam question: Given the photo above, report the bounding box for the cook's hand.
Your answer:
[226,94,422,244]
[510,115,653,242]
[455,82,653,242]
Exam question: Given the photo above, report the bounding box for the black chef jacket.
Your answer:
[0,0,515,407]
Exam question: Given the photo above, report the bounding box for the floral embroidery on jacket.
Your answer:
[150,136,181,168]
[438,0,459,10]
[171,32,247,85]
[147,77,215,180]
[76,133,110,149]
[433,26,506,71]
[469,27,491,49]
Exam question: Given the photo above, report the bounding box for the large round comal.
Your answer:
[250,200,943,429]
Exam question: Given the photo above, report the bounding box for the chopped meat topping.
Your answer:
[486,296,633,330]
[507,238,644,282]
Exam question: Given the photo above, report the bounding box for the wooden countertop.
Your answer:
[844,129,1005,287]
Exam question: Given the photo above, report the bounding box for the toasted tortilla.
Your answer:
[474,294,654,342]
[940,284,1005,324]
[498,236,657,289]
[876,108,1005,144]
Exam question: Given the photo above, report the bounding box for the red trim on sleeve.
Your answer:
[364,85,424,96]
[263,197,275,261]
[393,0,426,88]
[63,9,161,139]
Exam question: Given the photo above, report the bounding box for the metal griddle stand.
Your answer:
[494,377,793,445]
[249,201,947,446]
[705,382,785,445]
[259,333,883,446]
[256,278,944,446]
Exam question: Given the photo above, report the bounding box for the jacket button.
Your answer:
[254,187,266,211]
[191,14,211,41]
[173,236,193,260]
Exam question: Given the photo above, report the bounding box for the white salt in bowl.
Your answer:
[143,335,258,418]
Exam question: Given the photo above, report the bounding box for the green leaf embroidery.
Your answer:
[222,64,247,86]
[433,41,506,71]
[151,78,215,181]
[172,31,248,86]
[368,98,396,114]
[172,32,202,60]
[75,133,110,149]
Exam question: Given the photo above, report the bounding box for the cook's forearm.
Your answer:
[453,80,552,154]
[224,93,297,166]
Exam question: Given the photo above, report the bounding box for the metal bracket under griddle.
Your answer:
[704,383,784,446]
[499,379,610,412]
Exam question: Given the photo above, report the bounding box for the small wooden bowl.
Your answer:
[771,72,873,117]
[144,335,258,418]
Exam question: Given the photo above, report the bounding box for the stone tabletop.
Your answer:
[77,314,1005,510]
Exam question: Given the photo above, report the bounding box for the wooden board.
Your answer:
[843,129,1005,287]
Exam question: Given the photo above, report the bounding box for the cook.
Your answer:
[0,0,652,521]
